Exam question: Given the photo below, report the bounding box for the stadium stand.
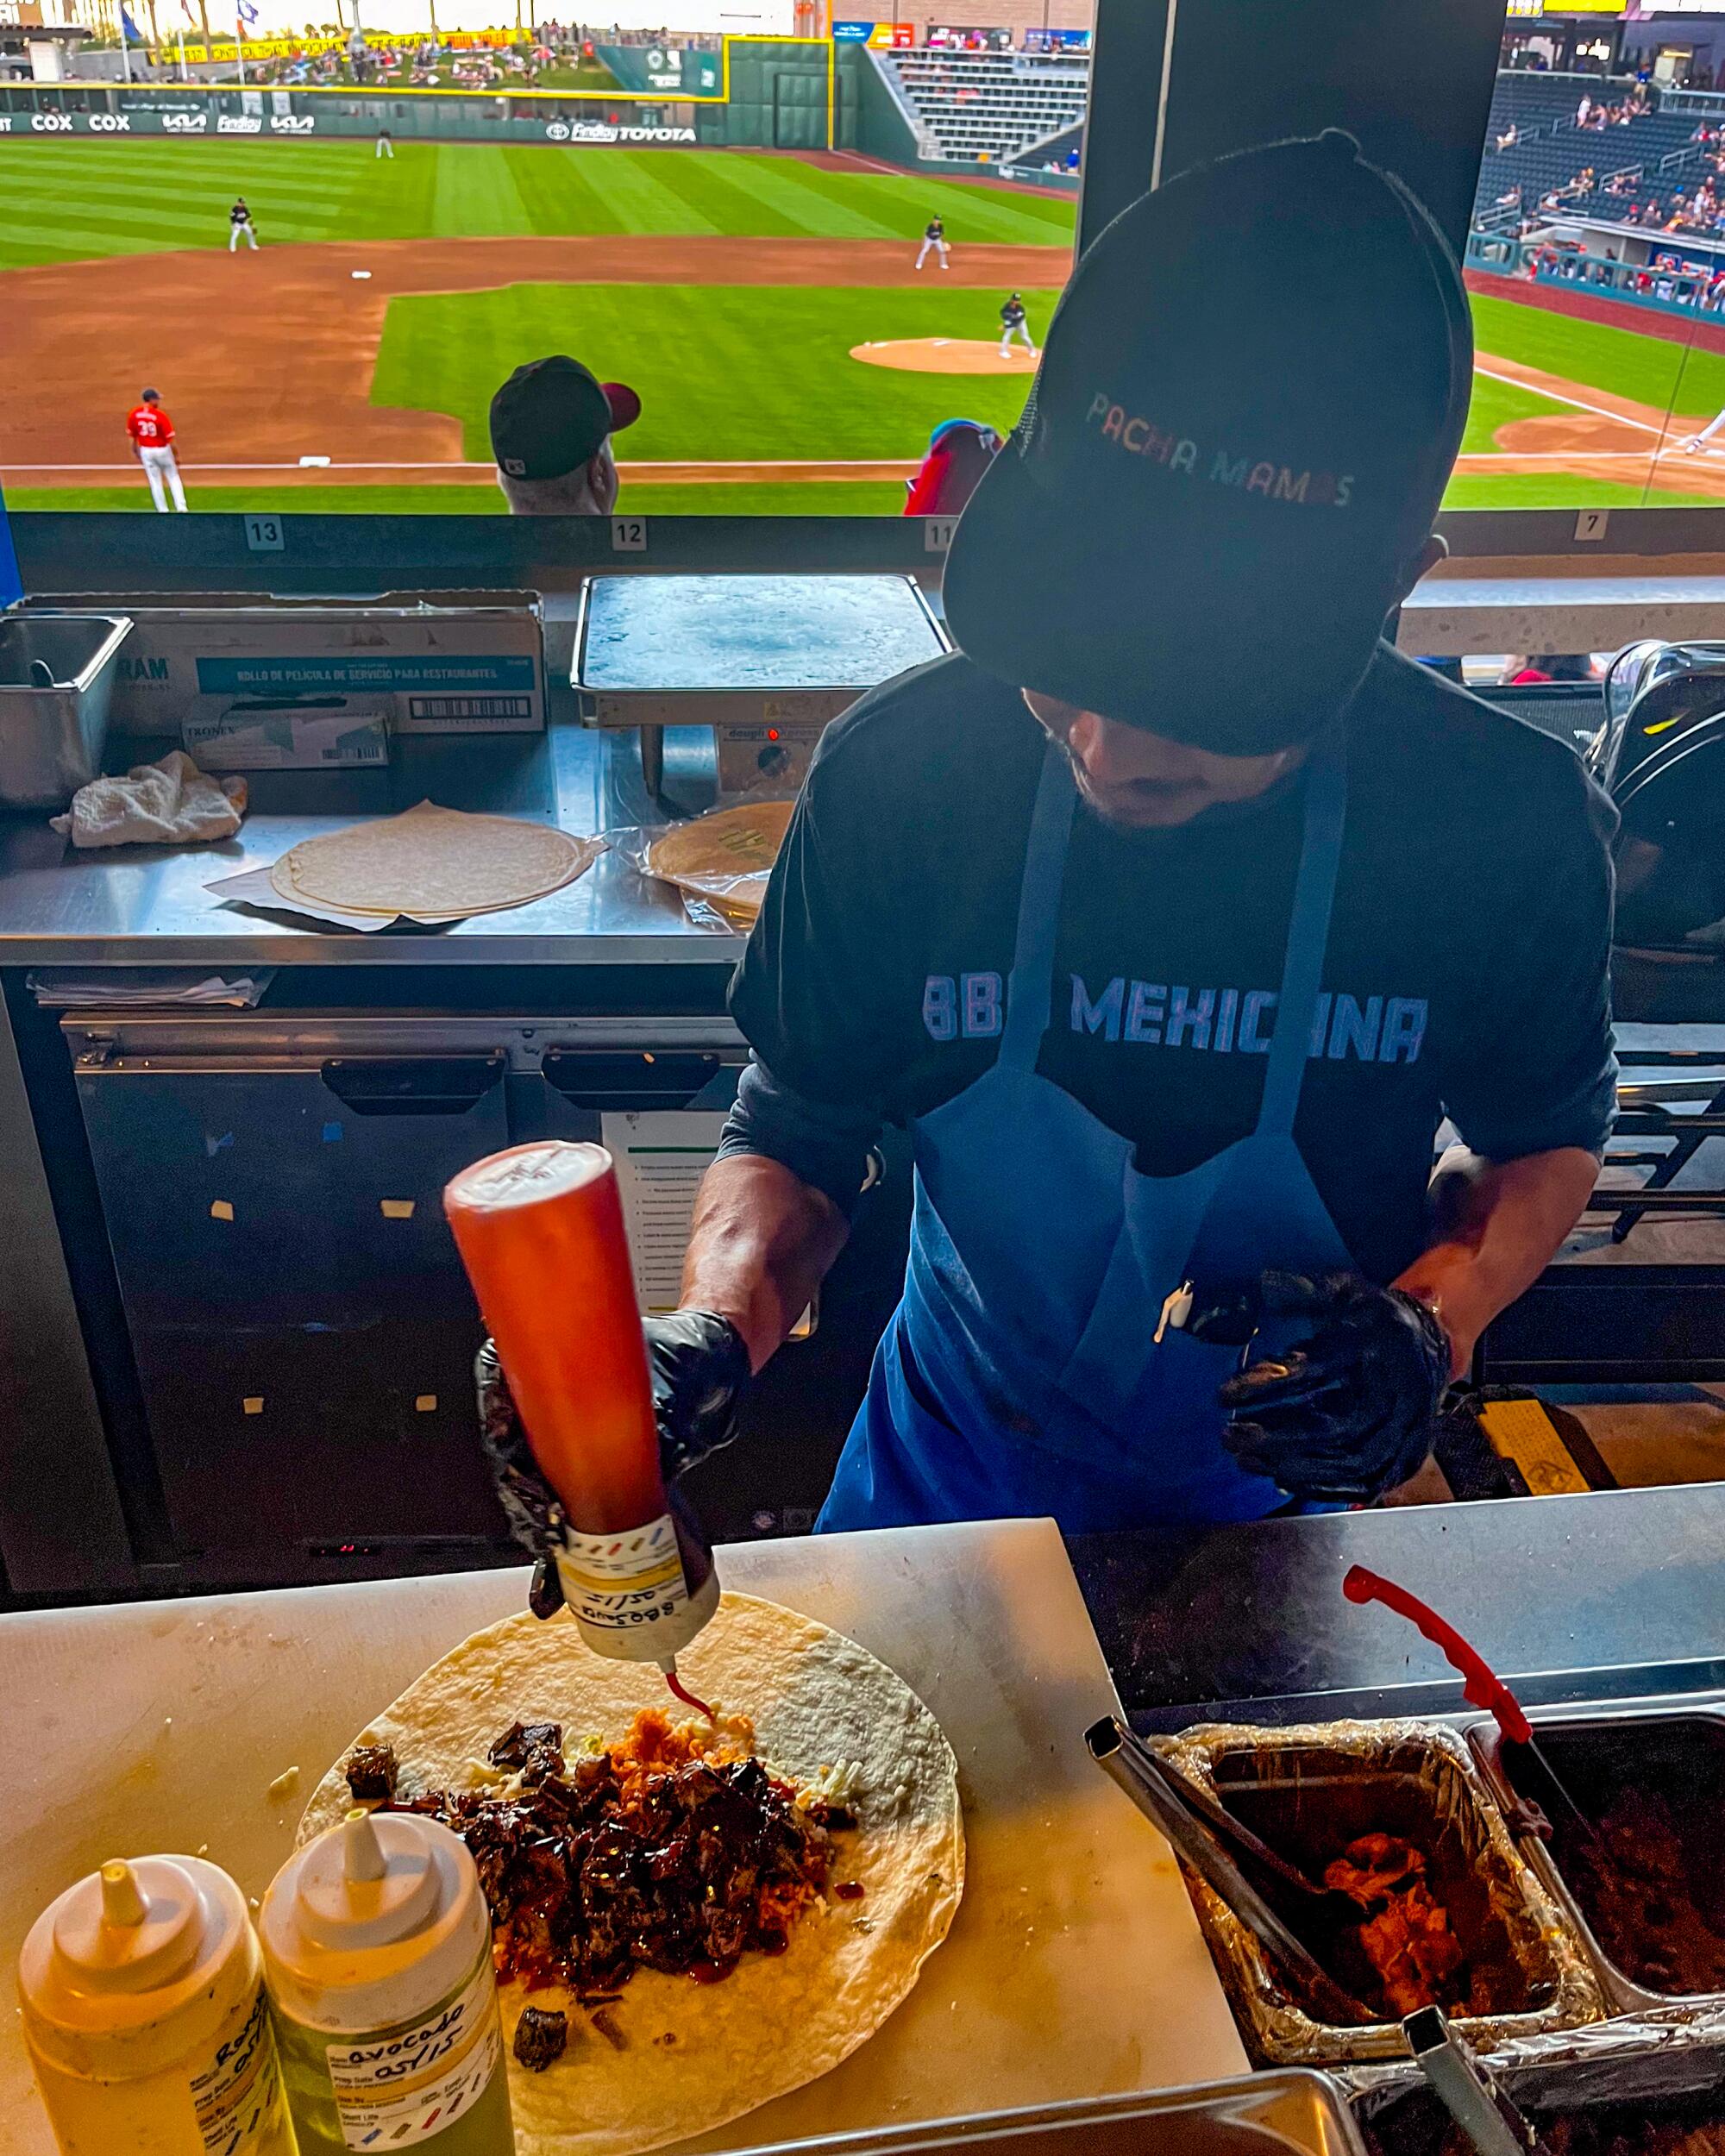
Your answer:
[875,45,1088,165]
[1474,73,1706,232]
[1004,116,1083,176]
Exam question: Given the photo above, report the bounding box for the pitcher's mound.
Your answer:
[851,337,1039,374]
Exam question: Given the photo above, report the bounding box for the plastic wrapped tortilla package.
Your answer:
[614,801,795,933]
[1157,1719,1606,2066]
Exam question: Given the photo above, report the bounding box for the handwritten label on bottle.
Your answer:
[191,1985,292,2156]
[323,1958,502,2150]
[555,1512,691,1634]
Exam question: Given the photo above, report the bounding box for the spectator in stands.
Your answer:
[1505,655,1596,685]
[903,419,1001,517]
[1578,92,1592,126]
[489,354,641,514]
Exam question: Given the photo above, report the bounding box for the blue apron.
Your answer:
[818,730,1355,1534]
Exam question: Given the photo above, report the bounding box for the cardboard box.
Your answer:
[182,706,392,770]
[22,592,547,738]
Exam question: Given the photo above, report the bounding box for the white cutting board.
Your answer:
[0,1519,1245,2155]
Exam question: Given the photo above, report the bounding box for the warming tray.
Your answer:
[734,2072,1368,2156]
[1467,1703,1725,2017]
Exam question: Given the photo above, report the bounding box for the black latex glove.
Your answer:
[1203,1269,1453,1503]
[477,1310,752,1619]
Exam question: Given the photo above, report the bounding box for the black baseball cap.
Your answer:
[489,354,642,481]
[944,130,1472,755]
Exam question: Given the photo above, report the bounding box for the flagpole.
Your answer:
[235,6,243,84]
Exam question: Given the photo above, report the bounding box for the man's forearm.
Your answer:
[1394,1145,1601,1377]
[681,1153,850,1373]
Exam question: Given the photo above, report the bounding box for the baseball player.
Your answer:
[375,124,393,159]
[1684,404,1725,453]
[998,291,1035,356]
[915,215,950,270]
[125,388,187,513]
[228,196,260,251]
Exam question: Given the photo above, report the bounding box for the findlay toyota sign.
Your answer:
[543,120,697,142]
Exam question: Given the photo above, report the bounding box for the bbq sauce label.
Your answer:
[321,1956,502,2149]
[555,1513,692,1635]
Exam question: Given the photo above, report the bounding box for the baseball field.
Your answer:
[7,132,1725,513]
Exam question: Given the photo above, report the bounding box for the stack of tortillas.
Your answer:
[644,799,794,929]
[270,802,600,923]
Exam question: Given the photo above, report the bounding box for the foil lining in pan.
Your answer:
[1339,2005,1725,2117]
[1157,1720,1606,2067]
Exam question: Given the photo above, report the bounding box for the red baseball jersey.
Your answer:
[126,404,174,448]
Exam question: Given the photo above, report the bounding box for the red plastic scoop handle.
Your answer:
[1341,1564,1533,1745]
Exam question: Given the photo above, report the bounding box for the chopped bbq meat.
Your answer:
[488,1720,566,1784]
[343,1744,398,1806]
[1325,1833,1468,2017]
[380,1708,845,2003]
[512,2006,568,2072]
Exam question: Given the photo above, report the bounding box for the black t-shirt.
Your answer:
[729,646,1617,1285]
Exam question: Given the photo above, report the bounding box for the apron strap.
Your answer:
[1000,743,1078,1073]
[1259,727,1349,1136]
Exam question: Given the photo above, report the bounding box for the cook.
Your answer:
[486,134,1616,1557]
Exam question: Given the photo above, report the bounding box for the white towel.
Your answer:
[51,752,248,849]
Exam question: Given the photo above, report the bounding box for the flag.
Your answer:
[120,4,146,41]
[237,1,259,22]
[181,1,195,20]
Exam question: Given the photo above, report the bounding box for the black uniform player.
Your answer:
[999,291,1033,355]
[917,215,950,270]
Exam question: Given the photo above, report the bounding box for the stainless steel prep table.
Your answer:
[0,1518,1251,2156]
[0,723,737,972]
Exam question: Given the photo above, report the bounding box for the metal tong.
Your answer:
[1085,1716,1374,2025]
[1403,2005,1552,2156]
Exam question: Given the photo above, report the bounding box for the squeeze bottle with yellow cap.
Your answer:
[17,1852,295,2156]
[259,1808,512,2156]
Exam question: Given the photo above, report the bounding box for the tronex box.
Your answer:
[22,592,547,738]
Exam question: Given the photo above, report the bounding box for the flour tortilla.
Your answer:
[272,802,594,919]
[644,801,794,927]
[299,1593,964,2156]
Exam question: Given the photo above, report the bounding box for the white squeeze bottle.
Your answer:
[258,1808,513,2156]
[17,1852,296,2156]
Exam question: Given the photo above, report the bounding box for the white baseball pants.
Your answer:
[1000,322,1034,354]
[140,445,187,512]
[229,221,259,250]
[915,238,950,268]
[376,135,393,156]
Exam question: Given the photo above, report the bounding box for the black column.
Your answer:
[1082,0,1506,256]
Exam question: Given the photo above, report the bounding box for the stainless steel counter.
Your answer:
[0,719,742,969]
[1068,1482,1725,1733]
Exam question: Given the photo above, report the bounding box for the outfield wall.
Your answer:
[0,90,700,141]
[0,43,866,150]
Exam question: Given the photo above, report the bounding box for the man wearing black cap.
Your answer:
[489,354,642,514]
[486,136,1618,1548]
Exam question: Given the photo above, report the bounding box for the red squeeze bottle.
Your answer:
[443,1141,720,1689]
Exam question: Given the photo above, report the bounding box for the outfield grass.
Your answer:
[4,480,906,513]
[1471,288,1725,418]
[0,140,1075,268]
[373,281,1058,461]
